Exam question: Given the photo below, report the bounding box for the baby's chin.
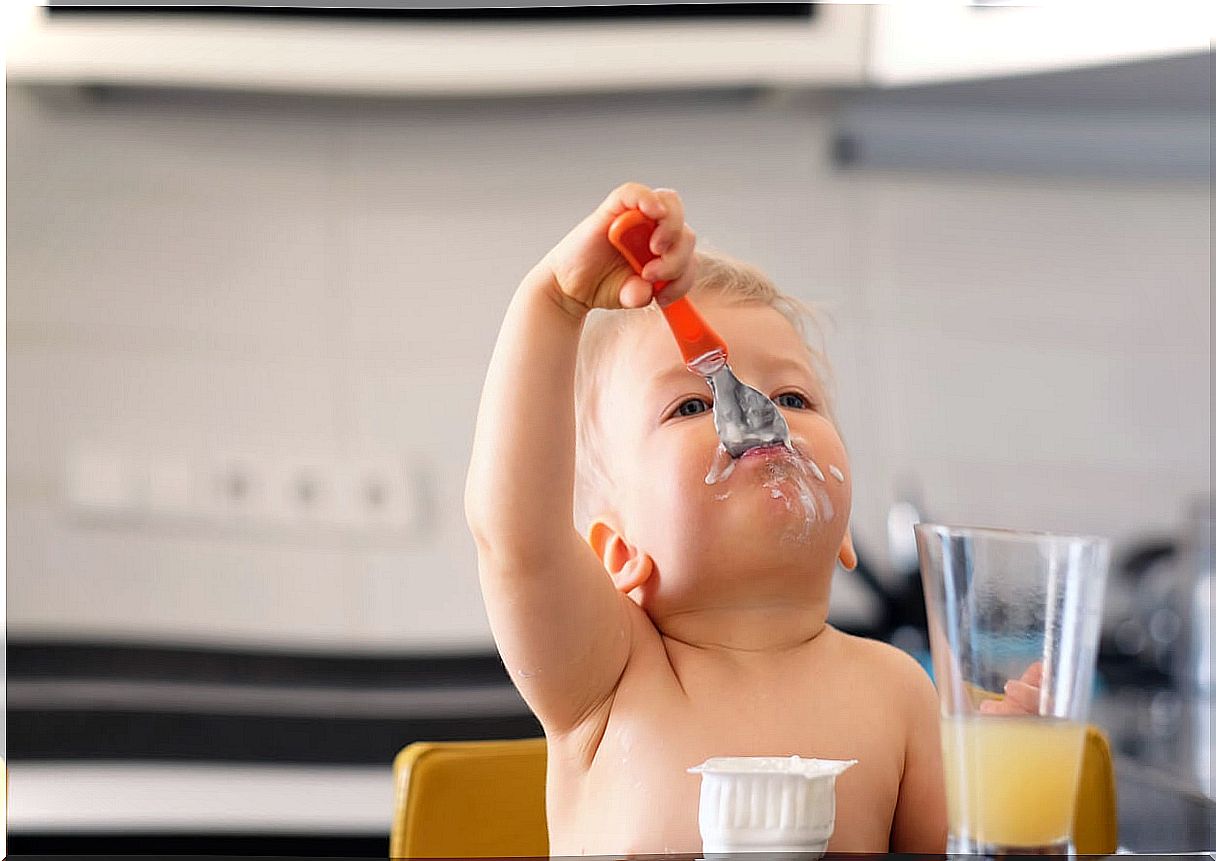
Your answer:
[663,505,843,600]
[653,522,839,615]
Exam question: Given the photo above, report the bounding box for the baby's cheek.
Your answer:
[821,445,850,491]
[801,425,851,520]
[621,450,696,540]
[647,447,724,554]
[669,450,718,520]
[829,466,852,525]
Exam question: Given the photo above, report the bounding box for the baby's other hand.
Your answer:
[542,182,697,314]
[979,661,1044,716]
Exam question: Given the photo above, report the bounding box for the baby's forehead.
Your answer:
[601,303,818,395]
[625,300,809,361]
[589,315,667,400]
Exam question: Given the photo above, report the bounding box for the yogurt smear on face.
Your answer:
[704,437,835,542]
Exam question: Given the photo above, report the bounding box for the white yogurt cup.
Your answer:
[688,755,857,857]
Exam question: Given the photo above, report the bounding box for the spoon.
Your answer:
[607,210,790,458]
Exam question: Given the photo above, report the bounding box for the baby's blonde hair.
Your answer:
[573,249,834,534]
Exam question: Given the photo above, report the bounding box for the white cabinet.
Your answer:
[6,2,1210,95]
[868,3,1210,87]
[4,3,870,95]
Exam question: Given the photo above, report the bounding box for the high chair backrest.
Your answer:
[390,737,548,858]
[389,729,1115,856]
[1073,726,1118,854]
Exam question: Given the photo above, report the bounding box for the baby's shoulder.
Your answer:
[828,627,934,697]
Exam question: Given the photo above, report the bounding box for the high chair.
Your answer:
[390,737,548,858]
[1072,726,1119,854]
[389,729,1116,857]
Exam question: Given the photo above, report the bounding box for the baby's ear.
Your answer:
[587,520,618,569]
[838,530,857,571]
[588,520,654,594]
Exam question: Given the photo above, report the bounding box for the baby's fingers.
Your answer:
[651,248,697,308]
[649,188,686,254]
[641,225,695,283]
[600,182,668,223]
[1001,679,1041,714]
[978,699,1006,716]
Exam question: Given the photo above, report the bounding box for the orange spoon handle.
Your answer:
[607,210,728,368]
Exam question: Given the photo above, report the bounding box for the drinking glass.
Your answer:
[915,523,1109,855]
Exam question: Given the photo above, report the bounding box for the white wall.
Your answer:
[6,83,1210,651]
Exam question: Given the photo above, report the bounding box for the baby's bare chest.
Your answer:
[549,655,906,853]
[602,664,900,781]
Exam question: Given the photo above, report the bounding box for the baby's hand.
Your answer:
[979,661,1044,716]
[541,182,697,314]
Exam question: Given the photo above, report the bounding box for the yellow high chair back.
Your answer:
[390,737,548,858]
[1072,726,1119,854]
[389,729,1116,857]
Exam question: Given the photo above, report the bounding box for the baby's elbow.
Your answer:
[463,470,507,548]
[463,484,489,543]
[464,493,512,564]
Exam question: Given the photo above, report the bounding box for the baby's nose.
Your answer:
[706,366,790,458]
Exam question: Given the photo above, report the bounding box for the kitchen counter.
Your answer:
[1091,687,1215,852]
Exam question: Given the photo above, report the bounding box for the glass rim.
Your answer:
[914,521,1107,547]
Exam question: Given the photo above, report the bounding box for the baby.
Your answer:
[466,183,947,854]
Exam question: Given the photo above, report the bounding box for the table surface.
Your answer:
[6,855,1204,860]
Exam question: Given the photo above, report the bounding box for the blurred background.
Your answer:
[4,1,1211,855]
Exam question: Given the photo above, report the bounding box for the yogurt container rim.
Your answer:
[687,755,857,778]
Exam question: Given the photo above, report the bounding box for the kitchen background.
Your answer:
[4,2,1212,855]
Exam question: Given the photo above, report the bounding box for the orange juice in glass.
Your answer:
[942,716,1087,848]
[916,524,1108,855]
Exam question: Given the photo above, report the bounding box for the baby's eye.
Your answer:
[774,392,811,410]
[672,397,711,418]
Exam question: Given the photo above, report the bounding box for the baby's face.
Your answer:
[594,299,852,618]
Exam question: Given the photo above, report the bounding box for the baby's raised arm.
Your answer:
[465,183,696,736]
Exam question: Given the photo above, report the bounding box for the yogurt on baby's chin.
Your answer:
[688,756,857,856]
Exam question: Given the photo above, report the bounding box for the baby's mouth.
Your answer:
[739,443,794,461]
[708,441,799,485]
[703,437,835,542]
